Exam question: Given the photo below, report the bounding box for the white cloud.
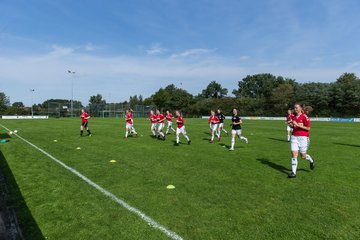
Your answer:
[170,48,215,58]
[239,55,250,61]
[49,44,74,56]
[146,43,167,55]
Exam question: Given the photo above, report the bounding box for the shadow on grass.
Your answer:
[256,158,310,175]
[0,133,11,139]
[333,142,360,148]
[0,151,45,240]
[218,143,230,149]
[268,137,289,143]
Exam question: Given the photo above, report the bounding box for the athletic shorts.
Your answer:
[218,123,224,129]
[287,126,293,132]
[167,121,173,127]
[158,123,165,131]
[176,126,187,135]
[291,136,309,153]
[231,129,242,135]
[81,122,88,128]
[210,123,218,132]
[151,123,157,129]
[126,123,133,129]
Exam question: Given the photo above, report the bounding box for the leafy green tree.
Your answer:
[12,102,25,108]
[0,92,10,113]
[88,94,106,116]
[201,81,228,99]
[152,88,171,110]
[271,83,295,114]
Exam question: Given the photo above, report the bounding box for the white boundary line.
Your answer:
[0,124,183,240]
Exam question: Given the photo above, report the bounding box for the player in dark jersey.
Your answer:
[80,109,92,137]
[216,109,228,140]
[229,108,248,151]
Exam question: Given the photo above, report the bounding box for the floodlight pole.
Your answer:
[67,70,76,117]
[30,89,35,118]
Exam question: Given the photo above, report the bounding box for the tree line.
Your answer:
[1,72,360,117]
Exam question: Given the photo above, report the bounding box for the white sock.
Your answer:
[176,134,179,143]
[125,131,128,138]
[171,127,176,132]
[240,136,247,141]
[160,132,164,137]
[211,133,214,141]
[222,129,228,133]
[217,130,221,138]
[184,134,189,141]
[291,157,298,174]
[306,154,314,163]
[151,130,156,136]
[165,128,169,134]
[231,137,235,149]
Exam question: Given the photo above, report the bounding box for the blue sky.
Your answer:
[1,0,360,106]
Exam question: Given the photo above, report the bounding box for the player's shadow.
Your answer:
[0,133,11,139]
[203,131,211,136]
[268,137,288,143]
[256,158,309,175]
[333,142,360,148]
[218,143,231,149]
[0,150,45,239]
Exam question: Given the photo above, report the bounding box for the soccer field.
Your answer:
[0,118,359,240]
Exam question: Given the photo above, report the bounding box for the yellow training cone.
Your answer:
[166,185,175,189]
[110,160,117,163]
[53,140,58,142]
[76,147,81,150]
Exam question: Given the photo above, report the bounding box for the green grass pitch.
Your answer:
[0,118,359,239]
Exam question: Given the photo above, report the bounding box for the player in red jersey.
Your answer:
[287,103,315,178]
[165,110,176,134]
[175,110,190,146]
[286,108,295,141]
[124,109,137,139]
[208,110,220,142]
[156,109,166,140]
[148,110,157,137]
[80,109,92,136]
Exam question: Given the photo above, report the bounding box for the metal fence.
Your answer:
[46,102,156,118]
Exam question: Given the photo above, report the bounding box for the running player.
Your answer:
[148,110,157,137]
[156,109,166,140]
[286,108,294,141]
[229,108,248,151]
[216,108,228,140]
[175,110,191,146]
[165,110,176,134]
[208,110,220,143]
[80,109,92,137]
[287,103,315,178]
[124,109,137,139]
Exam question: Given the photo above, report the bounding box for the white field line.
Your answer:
[0,124,183,240]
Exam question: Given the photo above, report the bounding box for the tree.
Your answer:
[270,83,295,114]
[88,94,106,116]
[12,102,25,108]
[329,73,360,116]
[201,81,228,98]
[152,88,171,110]
[0,92,10,113]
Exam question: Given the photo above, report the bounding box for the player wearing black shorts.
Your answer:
[216,109,228,140]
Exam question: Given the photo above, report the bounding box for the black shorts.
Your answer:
[81,122,88,128]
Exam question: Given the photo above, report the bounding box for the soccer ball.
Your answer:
[14,130,18,134]
[9,131,13,135]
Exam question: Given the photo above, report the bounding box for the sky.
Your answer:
[1,0,360,106]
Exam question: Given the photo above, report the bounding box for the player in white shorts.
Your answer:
[165,110,176,134]
[124,109,137,139]
[174,110,190,146]
[156,109,166,140]
[287,103,315,178]
[229,108,248,151]
[216,109,228,140]
[148,110,157,137]
[286,108,294,141]
[208,110,220,143]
